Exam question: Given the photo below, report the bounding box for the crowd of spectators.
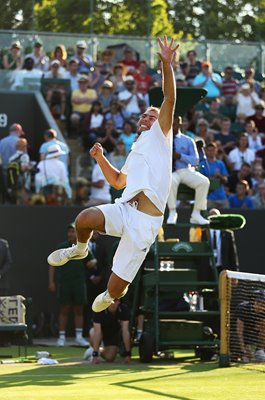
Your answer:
[0,39,265,209]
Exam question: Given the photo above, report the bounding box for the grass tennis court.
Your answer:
[0,346,265,400]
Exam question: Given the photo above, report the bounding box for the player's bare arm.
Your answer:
[157,36,179,136]
[90,142,127,189]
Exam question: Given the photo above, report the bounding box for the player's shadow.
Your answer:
[111,360,219,400]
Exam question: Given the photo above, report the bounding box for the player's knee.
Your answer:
[75,207,100,230]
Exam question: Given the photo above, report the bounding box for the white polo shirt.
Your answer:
[118,120,173,213]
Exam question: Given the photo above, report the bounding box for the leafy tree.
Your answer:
[0,0,33,30]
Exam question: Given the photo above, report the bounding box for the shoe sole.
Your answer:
[47,249,88,266]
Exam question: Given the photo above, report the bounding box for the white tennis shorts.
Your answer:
[96,202,163,283]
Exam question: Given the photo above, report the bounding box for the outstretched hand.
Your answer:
[157,36,179,64]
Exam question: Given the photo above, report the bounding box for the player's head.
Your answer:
[137,106,160,133]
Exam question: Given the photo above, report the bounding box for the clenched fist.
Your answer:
[90,142,104,161]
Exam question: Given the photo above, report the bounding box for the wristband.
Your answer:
[92,351,99,357]
[123,350,131,357]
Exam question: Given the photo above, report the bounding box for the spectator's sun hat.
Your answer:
[34,39,43,47]
[11,41,21,49]
[46,144,66,159]
[78,75,89,83]
[51,59,60,67]
[76,40,87,49]
[241,83,251,90]
[202,61,211,68]
[124,75,135,82]
[102,80,113,88]
[67,222,76,230]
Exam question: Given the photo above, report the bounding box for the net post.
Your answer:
[219,269,231,367]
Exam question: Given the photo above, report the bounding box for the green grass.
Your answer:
[0,346,265,400]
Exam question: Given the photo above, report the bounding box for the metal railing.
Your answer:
[0,29,265,76]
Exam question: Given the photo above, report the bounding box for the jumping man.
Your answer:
[48,36,178,312]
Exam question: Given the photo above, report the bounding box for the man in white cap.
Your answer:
[74,40,93,75]
[35,144,72,200]
[118,75,143,118]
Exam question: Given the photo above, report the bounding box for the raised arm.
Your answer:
[90,143,127,190]
[157,36,179,136]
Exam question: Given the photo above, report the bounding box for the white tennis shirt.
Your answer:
[117,120,173,213]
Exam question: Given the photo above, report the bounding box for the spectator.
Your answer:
[252,182,265,208]
[74,178,89,206]
[51,44,68,72]
[193,61,222,99]
[100,49,114,77]
[239,67,262,95]
[26,39,50,72]
[98,80,116,113]
[221,66,238,99]
[86,161,111,207]
[195,118,214,145]
[231,112,247,138]
[228,133,255,171]
[64,58,81,91]
[208,208,239,275]
[118,75,143,119]
[244,120,263,151]
[251,163,265,193]
[83,299,131,364]
[0,238,12,296]
[7,138,33,204]
[0,123,24,171]
[219,94,237,123]
[74,40,93,74]
[3,41,23,71]
[235,290,265,362]
[181,116,196,139]
[90,62,106,91]
[181,50,201,86]
[119,120,138,154]
[133,60,152,104]
[236,83,260,117]
[48,222,93,347]
[35,144,72,201]
[201,142,229,209]
[108,139,127,170]
[227,162,253,194]
[43,59,67,121]
[246,102,265,134]
[70,75,98,136]
[83,101,104,150]
[39,128,70,171]
[215,140,234,173]
[215,117,236,154]
[120,47,140,74]
[104,100,125,131]
[11,55,43,90]
[228,180,253,209]
[204,97,224,132]
[167,116,209,225]
[109,63,126,94]
[97,119,119,155]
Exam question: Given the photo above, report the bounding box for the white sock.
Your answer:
[59,330,65,339]
[76,241,88,253]
[75,328,83,339]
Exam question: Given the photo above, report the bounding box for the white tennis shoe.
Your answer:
[47,244,88,266]
[92,291,114,312]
